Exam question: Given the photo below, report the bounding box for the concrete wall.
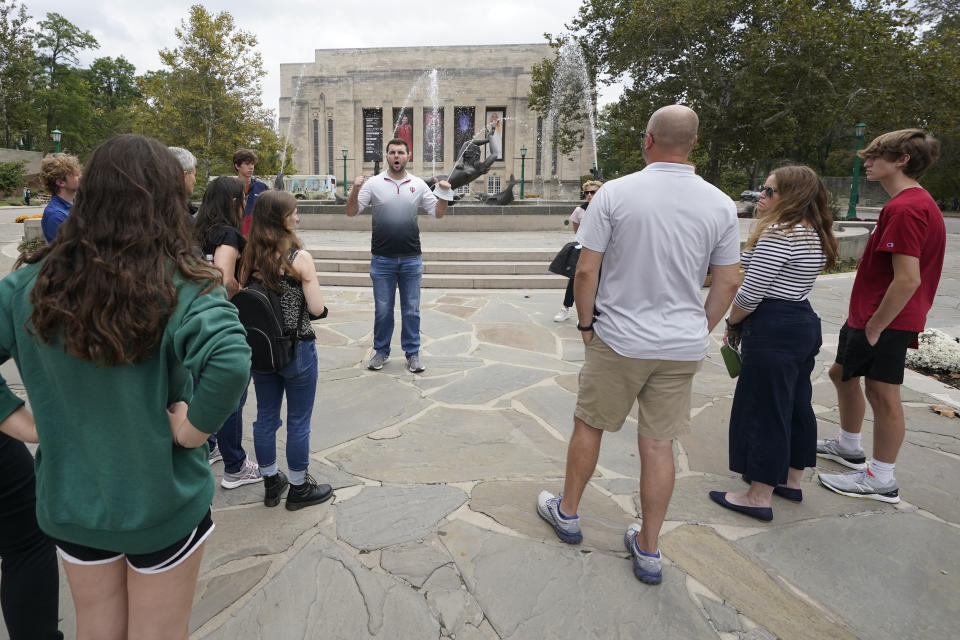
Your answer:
[0,149,42,174]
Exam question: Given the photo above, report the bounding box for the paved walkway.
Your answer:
[0,218,958,639]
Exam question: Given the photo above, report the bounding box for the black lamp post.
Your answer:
[519,145,527,199]
[341,147,348,197]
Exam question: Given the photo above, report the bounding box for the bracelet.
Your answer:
[725,318,743,330]
[576,322,594,332]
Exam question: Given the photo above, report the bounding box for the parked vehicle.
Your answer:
[283,175,337,200]
[739,190,761,202]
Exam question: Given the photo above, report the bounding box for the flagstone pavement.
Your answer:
[1,231,958,640]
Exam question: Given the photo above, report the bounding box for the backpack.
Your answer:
[232,276,303,373]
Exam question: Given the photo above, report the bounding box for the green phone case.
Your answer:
[720,345,741,378]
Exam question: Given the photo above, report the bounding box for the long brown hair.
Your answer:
[195,176,244,247]
[746,165,838,270]
[23,134,220,366]
[239,190,302,291]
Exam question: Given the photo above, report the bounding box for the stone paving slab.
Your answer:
[440,520,719,639]
[661,524,857,640]
[736,513,960,640]
[329,406,567,483]
[472,480,635,552]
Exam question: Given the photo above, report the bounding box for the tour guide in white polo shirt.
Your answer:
[535,105,742,586]
[346,138,452,373]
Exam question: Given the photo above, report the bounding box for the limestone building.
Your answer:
[278,44,596,199]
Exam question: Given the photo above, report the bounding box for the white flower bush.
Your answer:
[905,328,960,372]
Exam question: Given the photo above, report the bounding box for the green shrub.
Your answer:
[0,161,27,195]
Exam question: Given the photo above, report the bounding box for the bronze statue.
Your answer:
[425,137,497,192]
[476,174,519,206]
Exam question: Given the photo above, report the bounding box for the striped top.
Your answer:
[733,224,826,312]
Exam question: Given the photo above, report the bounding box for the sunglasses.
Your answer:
[758,185,778,198]
[583,190,598,196]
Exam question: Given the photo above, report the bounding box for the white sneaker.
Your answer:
[553,308,571,322]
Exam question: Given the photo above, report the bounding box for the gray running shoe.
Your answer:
[815,437,867,469]
[818,468,900,504]
[624,523,662,585]
[367,352,389,370]
[221,458,263,489]
[406,354,425,373]
[208,443,222,465]
[536,490,582,543]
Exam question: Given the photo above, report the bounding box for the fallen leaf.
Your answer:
[931,405,958,418]
[950,372,960,379]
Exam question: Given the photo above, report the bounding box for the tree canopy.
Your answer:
[531,0,959,200]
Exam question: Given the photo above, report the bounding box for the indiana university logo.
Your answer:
[410,187,415,193]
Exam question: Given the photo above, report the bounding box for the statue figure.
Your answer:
[476,174,519,206]
[424,136,497,192]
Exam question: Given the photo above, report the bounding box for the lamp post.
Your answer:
[341,147,348,197]
[519,145,527,199]
[51,129,62,153]
[846,122,867,220]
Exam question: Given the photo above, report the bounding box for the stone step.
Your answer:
[315,258,552,275]
[316,271,567,289]
[308,247,559,262]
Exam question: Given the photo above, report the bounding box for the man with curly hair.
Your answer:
[40,153,81,243]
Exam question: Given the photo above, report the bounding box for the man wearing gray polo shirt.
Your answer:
[346,138,452,373]
[536,105,741,585]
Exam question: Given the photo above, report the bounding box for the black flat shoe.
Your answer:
[709,491,773,521]
[741,476,803,502]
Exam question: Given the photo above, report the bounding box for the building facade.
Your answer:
[278,44,595,199]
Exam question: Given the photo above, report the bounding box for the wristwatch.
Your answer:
[725,317,743,330]
[576,322,594,332]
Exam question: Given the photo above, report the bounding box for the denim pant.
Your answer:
[728,299,822,486]
[214,385,249,474]
[370,254,423,358]
[252,340,317,477]
[0,435,63,640]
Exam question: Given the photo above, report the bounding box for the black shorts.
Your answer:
[835,322,917,384]
[52,508,214,575]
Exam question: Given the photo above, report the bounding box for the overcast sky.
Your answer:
[24,0,622,125]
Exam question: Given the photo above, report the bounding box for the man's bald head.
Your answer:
[646,105,699,153]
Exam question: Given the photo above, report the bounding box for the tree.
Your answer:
[0,159,25,194]
[34,12,98,153]
[0,0,38,148]
[136,5,276,181]
[85,56,140,143]
[547,0,941,190]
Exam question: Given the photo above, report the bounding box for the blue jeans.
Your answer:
[370,254,423,358]
[252,340,317,476]
[214,385,249,473]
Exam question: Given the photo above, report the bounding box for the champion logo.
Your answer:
[410,187,415,193]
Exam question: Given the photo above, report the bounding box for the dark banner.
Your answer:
[423,108,443,164]
[391,107,414,160]
[453,106,474,163]
[363,108,383,163]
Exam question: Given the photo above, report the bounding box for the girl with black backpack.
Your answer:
[239,190,333,510]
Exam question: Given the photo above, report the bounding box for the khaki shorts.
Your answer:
[575,336,701,440]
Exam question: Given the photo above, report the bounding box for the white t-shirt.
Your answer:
[357,171,438,257]
[576,162,740,360]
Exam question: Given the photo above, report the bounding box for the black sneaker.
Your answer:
[263,470,289,507]
[285,474,334,511]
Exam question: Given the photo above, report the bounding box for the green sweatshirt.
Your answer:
[0,260,251,553]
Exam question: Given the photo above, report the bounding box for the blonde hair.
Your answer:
[582,180,603,191]
[746,165,838,271]
[40,153,81,193]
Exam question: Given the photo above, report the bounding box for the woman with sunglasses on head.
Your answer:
[709,165,838,522]
[194,176,264,488]
[0,134,251,639]
[554,180,603,322]
[240,190,333,511]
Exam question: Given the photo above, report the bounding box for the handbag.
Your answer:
[548,241,581,277]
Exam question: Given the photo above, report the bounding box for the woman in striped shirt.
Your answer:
[709,165,838,521]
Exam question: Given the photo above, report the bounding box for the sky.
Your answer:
[24,0,623,126]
